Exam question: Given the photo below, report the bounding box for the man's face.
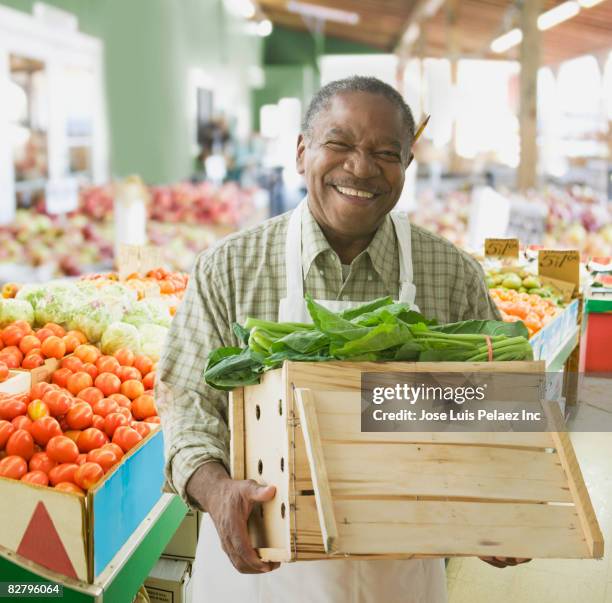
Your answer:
[296,91,413,238]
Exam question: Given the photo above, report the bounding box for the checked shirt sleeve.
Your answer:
[156,250,232,508]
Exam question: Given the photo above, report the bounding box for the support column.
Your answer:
[446,0,461,173]
[518,0,542,191]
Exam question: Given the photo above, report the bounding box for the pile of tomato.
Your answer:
[0,324,159,496]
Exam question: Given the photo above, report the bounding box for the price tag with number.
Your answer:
[538,250,580,288]
[485,238,519,259]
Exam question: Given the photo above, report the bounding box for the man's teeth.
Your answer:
[336,186,374,199]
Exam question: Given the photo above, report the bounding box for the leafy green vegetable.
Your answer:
[203,294,535,390]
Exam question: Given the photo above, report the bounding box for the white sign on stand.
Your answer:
[45,177,79,214]
[0,182,15,225]
[467,186,511,251]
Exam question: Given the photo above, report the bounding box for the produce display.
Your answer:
[205,294,534,390]
[0,318,159,495]
[0,273,179,361]
[80,268,189,299]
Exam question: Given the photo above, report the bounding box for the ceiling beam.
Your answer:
[394,0,446,57]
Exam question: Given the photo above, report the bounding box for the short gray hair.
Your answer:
[301,75,415,144]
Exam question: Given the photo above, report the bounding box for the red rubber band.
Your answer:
[485,335,493,361]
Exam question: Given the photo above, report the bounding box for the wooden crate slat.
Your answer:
[295,496,588,559]
[309,391,553,449]
[229,389,245,480]
[543,401,605,558]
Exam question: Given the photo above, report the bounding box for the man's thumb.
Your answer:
[249,483,276,502]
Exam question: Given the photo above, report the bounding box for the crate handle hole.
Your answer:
[256,405,261,420]
[280,457,284,472]
[280,502,286,519]
[278,399,283,416]
[258,459,263,474]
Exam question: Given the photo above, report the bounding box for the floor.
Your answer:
[447,376,612,603]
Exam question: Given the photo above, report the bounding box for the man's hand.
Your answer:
[187,462,280,574]
[479,557,531,568]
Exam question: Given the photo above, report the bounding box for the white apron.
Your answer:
[193,200,447,603]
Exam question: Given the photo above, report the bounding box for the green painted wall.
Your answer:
[252,25,383,131]
[1,0,262,184]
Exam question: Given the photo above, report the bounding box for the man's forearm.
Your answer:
[186,460,231,512]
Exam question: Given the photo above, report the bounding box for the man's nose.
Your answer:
[343,151,380,179]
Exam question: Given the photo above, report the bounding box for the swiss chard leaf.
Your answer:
[232,323,251,346]
[431,319,529,339]
[339,296,394,320]
[305,294,369,340]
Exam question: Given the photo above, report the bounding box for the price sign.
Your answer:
[485,238,519,259]
[538,250,580,288]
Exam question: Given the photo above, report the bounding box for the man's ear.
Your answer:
[296,134,306,175]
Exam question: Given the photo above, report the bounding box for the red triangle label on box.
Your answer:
[17,501,78,579]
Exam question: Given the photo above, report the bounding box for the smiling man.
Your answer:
[157,76,522,603]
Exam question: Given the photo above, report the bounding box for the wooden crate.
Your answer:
[229,360,603,562]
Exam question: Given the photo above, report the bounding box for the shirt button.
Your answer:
[367,274,373,281]
[319,270,324,276]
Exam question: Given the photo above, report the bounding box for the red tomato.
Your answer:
[43,390,73,417]
[132,422,151,439]
[0,353,20,369]
[112,426,142,452]
[87,448,117,473]
[30,416,63,447]
[113,348,134,367]
[29,451,57,474]
[27,399,50,421]
[46,435,79,463]
[96,356,120,373]
[0,361,8,383]
[31,382,53,400]
[117,407,132,420]
[3,345,23,363]
[6,429,34,460]
[82,363,98,380]
[2,326,24,347]
[74,344,100,364]
[121,380,144,401]
[77,386,104,406]
[66,402,93,430]
[92,398,119,418]
[0,455,28,479]
[95,372,122,396]
[21,470,49,486]
[133,355,154,376]
[74,462,104,490]
[22,353,45,369]
[115,366,142,382]
[131,394,156,420]
[41,336,66,359]
[0,420,15,448]
[103,412,129,437]
[144,416,161,424]
[92,414,106,430]
[44,323,65,338]
[77,428,108,453]
[12,415,32,432]
[19,335,40,355]
[34,328,55,343]
[52,367,72,388]
[102,442,124,462]
[54,481,84,495]
[67,372,93,396]
[76,453,87,466]
[49,463,78,485]
[62,335,81,354]
[12,320,33,335]
[66,330,87,344]
[108,393,131,408]
[0,397,27,420]
[142,371,156,390]
[61,356,83,373]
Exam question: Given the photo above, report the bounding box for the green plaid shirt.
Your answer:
[156,205,500,506]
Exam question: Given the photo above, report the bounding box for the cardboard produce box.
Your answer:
[230,360,603,562]
[145,557,193,603]
[0,428,165,582]
[163,509,201,560]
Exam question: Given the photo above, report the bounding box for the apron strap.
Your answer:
[284,198,307,299]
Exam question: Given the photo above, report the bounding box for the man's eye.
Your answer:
[376,151,401,161]
[326,141,350,150]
